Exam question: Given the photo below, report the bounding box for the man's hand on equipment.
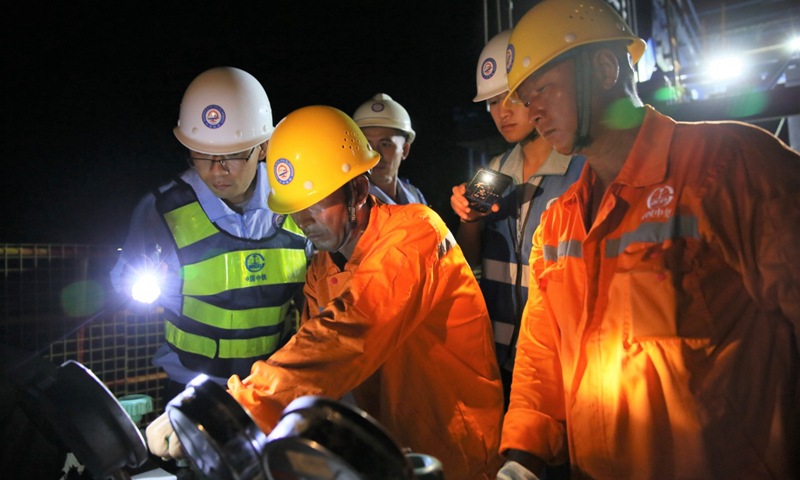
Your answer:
[450,183,499,223]
[145,411,184,459]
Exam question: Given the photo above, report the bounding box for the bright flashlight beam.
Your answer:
[791,37,800,52]
[131,275,161,304]
[709,57,742,80]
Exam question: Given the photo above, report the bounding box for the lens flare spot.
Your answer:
[725,89,768,118]
[603,99,646,130]
[61,281,105,317]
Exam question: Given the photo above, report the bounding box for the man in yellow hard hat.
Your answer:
[149,106,505,480]
[111,67,312,400]
[497,1,800,479]
[450,30,584,412]
[353,93,428,205]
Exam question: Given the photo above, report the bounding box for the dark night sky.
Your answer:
[6,2,498,245]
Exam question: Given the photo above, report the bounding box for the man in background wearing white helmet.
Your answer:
[111,67,311,402]
[450,30,584,410]
[353,93,428,205]
[497,1,799,479]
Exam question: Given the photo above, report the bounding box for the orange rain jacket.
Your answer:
[501,107,800,479]
[229,200,504,480]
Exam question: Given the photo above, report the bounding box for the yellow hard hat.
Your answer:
[266,106,379,214]
[506,0,646,99]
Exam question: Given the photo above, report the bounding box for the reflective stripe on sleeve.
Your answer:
[182,296,290,330]
[163,202,218,249]
[438,231,457,259]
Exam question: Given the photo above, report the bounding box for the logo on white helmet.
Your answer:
[274,159,295,185]
[202,105,226,129]
[371,102,385,112]
[506,44,515,73]
[481,58,497,79]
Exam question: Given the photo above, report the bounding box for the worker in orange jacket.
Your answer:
[225,106,503,480]
[496,1,800,479]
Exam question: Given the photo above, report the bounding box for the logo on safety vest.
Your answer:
[506,44,515,73]
[245,253,265,273]
[481,58,497,79]
[274,159,294,185]
[202,105,225,129]
[642,185,675,220]
[371,102,385,112]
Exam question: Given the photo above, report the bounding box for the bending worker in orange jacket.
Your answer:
[496,1,800,479]
[225,106,503,480]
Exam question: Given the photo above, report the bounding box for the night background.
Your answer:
[5,0,799,245]
[6,2,494,245]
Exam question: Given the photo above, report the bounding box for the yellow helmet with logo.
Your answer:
[266,106,379,214]
[506,0,646,99]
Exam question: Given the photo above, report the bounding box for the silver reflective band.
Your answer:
[606,215,699,258]
[483,258,530,288]
[492,321,515,346]
[543,239,583,262]
[438,231,456,259]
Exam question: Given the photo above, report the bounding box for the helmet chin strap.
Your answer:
[333,182,360,254]
[572,49,593,153]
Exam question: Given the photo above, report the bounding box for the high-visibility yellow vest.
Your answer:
[155,180,307,378]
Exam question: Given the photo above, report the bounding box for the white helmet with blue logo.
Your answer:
[174,67,274,155]
[352,93,416,144]
[474,30,512,102]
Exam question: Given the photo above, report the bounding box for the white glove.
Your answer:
[496,460,541,480]
[145,411,184,459]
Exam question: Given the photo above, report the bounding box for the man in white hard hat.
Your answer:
[353,93,427,206]
[111,67,312,401]
[450,30,584,411]
[496,1,800,479]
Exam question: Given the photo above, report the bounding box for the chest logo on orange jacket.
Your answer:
[642,185,675,221]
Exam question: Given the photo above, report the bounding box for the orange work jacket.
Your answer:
[501,107,800,479]
[230,200,504,480]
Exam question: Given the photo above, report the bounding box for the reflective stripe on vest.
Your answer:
[183,296,290,330]
[483,258,530,288]
[181,248,307,296]
[163,202,219,249]
[165,320,282,359]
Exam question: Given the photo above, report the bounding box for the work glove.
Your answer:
[145,411,184,459]
[496,460,541,480]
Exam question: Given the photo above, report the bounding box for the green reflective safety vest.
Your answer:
[155,181,308,378]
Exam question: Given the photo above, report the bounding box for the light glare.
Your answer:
[709,57,742,80]
[131,274,161,304]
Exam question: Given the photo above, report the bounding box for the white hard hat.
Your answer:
[174,67,274,155]
[352,93,416,144]
[474,30,513,102]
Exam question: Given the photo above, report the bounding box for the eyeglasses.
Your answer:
[187,147,255,171]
